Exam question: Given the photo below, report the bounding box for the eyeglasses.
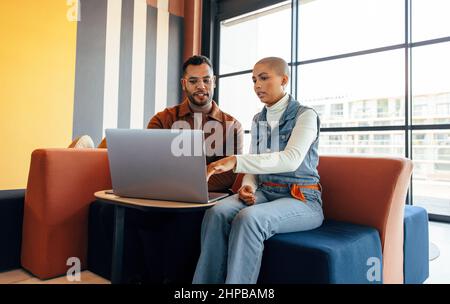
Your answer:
[184,77,213,86]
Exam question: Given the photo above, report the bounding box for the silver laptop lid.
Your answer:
[105,129,210,203]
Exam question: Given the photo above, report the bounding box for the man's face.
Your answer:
[181,63,216,107]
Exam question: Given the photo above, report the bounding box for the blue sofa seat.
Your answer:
[404,205,429,284]
[258,220,383,284]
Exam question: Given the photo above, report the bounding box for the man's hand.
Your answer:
[206,156,237,181]
[238,185,256,206]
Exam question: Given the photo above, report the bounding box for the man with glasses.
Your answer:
[147,55,243,191]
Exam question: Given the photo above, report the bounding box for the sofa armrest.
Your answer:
[22,149,112,279]
[318,156,413,283]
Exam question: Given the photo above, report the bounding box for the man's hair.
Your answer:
[182,55,213,75]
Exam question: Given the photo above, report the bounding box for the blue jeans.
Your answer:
[192,187,324,284]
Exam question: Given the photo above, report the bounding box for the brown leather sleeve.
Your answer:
[207,121,243,192]
[208,171,237,192]
[147,113,165,129]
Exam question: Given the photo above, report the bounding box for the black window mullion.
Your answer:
[290,0,298,99]
[405,0,412,205]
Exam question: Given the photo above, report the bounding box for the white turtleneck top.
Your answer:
[235,93,318,191]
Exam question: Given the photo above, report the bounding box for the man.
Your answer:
[147,55,243,191]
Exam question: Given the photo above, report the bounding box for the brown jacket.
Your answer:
[147,98,243,192]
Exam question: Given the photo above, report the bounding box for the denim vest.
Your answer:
[251,95,320,188]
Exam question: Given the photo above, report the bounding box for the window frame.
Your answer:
[203,0,450,222]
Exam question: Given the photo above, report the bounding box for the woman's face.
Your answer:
[252,63,288,107]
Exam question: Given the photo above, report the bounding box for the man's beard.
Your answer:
[187,92,212,107]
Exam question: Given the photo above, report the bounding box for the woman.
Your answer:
[192,57,324,284]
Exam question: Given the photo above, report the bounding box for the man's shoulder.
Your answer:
[155,103,183,116]
[152,103,186,122]
[148,103,185,128]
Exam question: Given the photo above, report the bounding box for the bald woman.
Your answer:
[193,57,324,284]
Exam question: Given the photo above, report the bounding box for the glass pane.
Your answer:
[219,1,292,74]
[218,69,292,131]
[218,73,263,131]
[243,132,251,154]
[299,0,404,61]
[413,130,450,216]
[412,0,450,42]
[298,50,405,128]
[318,131,405,157]
[412,42,450,125]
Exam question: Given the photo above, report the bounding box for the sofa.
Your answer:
[12,148,428,283]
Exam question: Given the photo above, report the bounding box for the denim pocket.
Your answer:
[298,187,322,206]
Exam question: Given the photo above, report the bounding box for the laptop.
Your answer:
[105,128,229,204]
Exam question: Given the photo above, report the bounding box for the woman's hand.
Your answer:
[206,156,237,181]
[238,185,256,206]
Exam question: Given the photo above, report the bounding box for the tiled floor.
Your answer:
[424,221,450,284]
[0,269,110,284]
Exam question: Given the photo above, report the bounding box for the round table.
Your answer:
[94,190,217,283]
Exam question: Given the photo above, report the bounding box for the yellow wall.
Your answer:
[0,0,77,189]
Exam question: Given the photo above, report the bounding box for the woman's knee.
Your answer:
[205,194,243,220]
[233,207,266,230]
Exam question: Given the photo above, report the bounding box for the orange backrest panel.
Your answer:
[21,149,111,279]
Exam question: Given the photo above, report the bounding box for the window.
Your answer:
[436,103,450,116]
[434,133,449,145]
[298,0,404,61]
[412,0,450,42]
[413,104,427,117]
[377,99,389,118]
[413,131,450,216]
[373,134,390,145]
[219,2,291,74]
[330,104,343,117]
[213,0,450,219]
[319,131,404,157]
[412,42,450,124]
[299,51,404,126]
[314,105,325,118]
